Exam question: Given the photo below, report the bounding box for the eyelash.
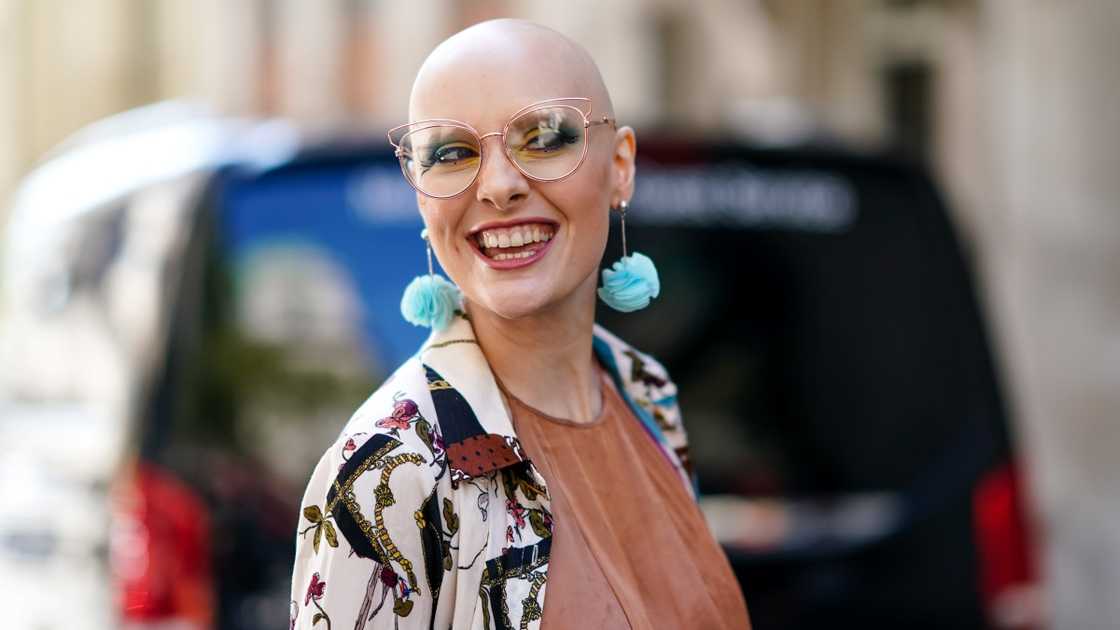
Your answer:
[420,144,477,168]
[523,128,579,151]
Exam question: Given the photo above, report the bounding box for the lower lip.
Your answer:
[470,234,556,270]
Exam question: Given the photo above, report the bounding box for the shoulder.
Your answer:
[300,355,447,528]
[294,354,452,558]
[592,323,670,378]
[336,356,442,462]
[592,324,685,440]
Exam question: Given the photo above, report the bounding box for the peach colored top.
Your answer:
[498,362,752,630]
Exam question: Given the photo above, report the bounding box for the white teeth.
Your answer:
[475,222,555,253]
[492,250,536,261]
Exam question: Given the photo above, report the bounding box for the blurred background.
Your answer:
[1,1,1117,629]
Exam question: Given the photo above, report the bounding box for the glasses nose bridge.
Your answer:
[475,130,521,175]
[478,130,508,159]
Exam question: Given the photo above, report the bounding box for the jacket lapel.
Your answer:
[419,314,527,485]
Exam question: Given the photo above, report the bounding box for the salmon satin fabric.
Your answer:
[498,363,751,630]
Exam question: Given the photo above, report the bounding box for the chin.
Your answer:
[463,265,597,321]
[476,292,554,321]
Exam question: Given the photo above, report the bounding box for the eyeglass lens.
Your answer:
[397,105,587,197]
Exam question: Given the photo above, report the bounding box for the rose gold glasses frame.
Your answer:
[386,97,616,199]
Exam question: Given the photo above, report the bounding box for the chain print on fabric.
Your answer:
[519,572,547,630]
[479,582,492,630]
[299,403,442,626]
[371,452,427,592]
[331,449,429,622]
[480,541,551,630]
[351,408,452,627]
[300,440,398,555]
[328,444,398,550]
[428,376,453,390]
[473,465,552,630]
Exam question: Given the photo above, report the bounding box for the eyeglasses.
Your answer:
[387,97,616,199]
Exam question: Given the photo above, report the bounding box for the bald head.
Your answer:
[409,19,614,124]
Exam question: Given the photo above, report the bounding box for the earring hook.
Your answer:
[421,228,435,277]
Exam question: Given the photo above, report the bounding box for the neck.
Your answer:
[466,281,602,424]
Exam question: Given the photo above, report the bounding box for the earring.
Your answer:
[400,228,462,331]
[598,200,660,312]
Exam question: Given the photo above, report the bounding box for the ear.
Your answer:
[610,125,637,205]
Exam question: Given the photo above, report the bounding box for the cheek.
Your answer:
[551,195,611,279]
[563,158,613,250]
[418,201,469,269]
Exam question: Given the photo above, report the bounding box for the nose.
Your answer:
[475,135,530,210]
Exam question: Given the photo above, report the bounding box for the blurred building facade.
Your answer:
[1,0,1118,628]
[0,0,993,250]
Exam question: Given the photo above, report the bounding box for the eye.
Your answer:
[422,142,479,168]
[520,126,579,153]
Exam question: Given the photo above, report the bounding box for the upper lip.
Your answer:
[466,217,559,237]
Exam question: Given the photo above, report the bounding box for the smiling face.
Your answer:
[407,20,635,322]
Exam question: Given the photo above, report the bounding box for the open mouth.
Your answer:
[470,221,557,265]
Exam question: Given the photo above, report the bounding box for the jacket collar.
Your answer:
[417,312,681,485]
[417,313,521,485]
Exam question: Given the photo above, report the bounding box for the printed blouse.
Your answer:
[289,313,697,629]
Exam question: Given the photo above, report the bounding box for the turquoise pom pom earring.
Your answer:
[400,228,462,331]
[598,199,661,312]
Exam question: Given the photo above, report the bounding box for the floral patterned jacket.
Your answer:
[289,312,695,630]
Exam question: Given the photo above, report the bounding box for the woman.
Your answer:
[290,19,751,629]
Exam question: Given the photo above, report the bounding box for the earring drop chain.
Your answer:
[422,227,435,277]
[619,199,629,258]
